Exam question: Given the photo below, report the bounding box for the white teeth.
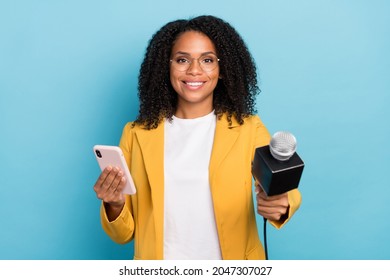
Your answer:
[186,82,203,86]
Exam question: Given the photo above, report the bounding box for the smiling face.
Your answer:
[170,31,220,118]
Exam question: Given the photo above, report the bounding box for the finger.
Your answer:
[101,167,120,194]
[257,203,287,215]
[93,166,113,192]
[109,170,125,194]
[115,176,127,193]
[257,194,289,209]
[94,166,112,187]
[258,191,288,202]
[256,191,289,210]
[256,194,289,216]
[265,193,288,201]
[105,169,127,198]
[258,187,266,195]
[257,205,287,221]
[256,189,269,200]
[105,177,126,205]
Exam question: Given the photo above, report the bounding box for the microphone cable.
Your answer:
[263,217,269,260]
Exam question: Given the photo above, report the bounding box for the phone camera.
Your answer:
[95,150,102,158]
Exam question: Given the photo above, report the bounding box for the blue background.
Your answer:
[1,0,389,260]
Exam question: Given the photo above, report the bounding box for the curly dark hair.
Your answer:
[134,15,260,129]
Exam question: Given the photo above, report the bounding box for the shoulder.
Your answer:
[122,121,138,131]
[226,114,266,128]
[216,113,262,127]
[120,120,165,141]
[119,121,150,153]
[246,115,268,132]
[119,122,142,143]
[242,115,268,137]
[239,114,271,147]
[243,115,263,126]
[121,121,151,134]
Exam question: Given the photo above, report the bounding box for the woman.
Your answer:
[93,15,301,260]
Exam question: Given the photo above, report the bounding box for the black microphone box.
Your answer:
[252,145,304,196]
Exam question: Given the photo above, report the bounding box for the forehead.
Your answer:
[171,31,216,55]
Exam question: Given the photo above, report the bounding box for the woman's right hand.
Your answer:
[93,166,127,220]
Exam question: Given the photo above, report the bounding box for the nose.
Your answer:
[186,58,203,75]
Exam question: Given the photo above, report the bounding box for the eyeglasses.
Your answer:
[170,54,220,72]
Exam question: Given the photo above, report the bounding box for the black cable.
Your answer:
[263,217,268,260]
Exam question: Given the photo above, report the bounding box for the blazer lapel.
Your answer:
[209,116,240,184]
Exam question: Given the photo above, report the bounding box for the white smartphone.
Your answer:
[93,145,136,195]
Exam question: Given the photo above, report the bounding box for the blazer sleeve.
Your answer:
[252,115,302,229]
[100,122,135,244]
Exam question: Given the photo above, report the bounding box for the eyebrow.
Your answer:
[172,51,217,56]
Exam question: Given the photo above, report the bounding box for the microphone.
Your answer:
[252,131,304,196]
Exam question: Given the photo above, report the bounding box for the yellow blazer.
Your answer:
[100,114,301,260]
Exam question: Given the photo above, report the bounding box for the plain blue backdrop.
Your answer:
[1,0,389,260]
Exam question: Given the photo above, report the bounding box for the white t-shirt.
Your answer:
[163,111,222,260]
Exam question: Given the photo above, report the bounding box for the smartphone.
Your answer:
[93,145,136,195]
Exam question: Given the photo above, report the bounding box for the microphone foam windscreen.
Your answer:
[270,131,297,161]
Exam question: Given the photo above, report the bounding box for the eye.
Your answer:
[175,57,190,64]
[201,57,215,64]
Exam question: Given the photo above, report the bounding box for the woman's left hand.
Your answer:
[255,181,289,222]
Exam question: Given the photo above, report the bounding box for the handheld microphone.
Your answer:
[252,131,304,196]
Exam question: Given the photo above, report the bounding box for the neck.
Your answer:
[175,103,214,119]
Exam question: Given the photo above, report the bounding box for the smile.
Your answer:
[184,81,205,87]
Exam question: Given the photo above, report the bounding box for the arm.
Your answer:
[252,115,302,228]
[94,123,136,244]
